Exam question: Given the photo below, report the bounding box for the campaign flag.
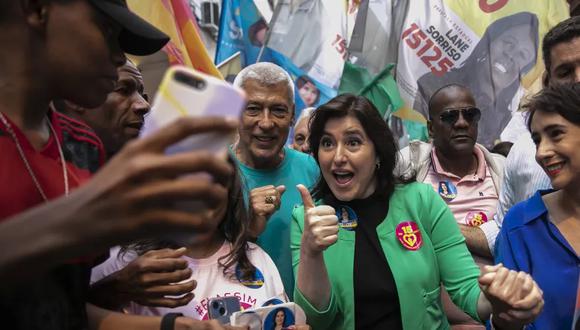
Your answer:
[266,0,354,90]
[128,0,222,79]
[339,62,403,120]
[215,0,276,68]
[395,0,569,148]
[215,0,339,117]
[339,0,427,144]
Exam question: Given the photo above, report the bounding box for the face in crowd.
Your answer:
[32,0,128,109]
[238,78,295,168]
[428,85,480,156]
[308,94,398,203]
[547,36,580,85]
[77,60,150,155]
[530,84,580,193]
[317,115,378,201]
[292,119,310,154]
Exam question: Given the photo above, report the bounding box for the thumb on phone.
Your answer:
[297,184,314,210]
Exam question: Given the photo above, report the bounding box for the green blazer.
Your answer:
[291,182,482,330]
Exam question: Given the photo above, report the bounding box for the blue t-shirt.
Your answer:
[496,190,579,329]
[233,147,319,298]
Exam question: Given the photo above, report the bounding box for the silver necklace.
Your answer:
[0,112,69,201]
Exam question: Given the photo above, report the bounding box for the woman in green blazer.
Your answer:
[290,94,543,330]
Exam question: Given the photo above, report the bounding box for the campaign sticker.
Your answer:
[395,221,423,251]
[337,205,358,231]
[438,181,458,201]
[236,264,265,289]
[263,307,296,330]
[466,211,488,227]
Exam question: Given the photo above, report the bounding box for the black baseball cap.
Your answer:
[88,0,170,56]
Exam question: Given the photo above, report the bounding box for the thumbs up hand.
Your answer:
[296,184,339,256]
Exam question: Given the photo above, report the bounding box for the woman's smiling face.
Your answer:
[317,115,378,201]
[531,110,580,191]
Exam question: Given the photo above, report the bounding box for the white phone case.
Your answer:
[140,65,245,154]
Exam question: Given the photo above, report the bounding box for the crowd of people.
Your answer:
[0,0,579,329]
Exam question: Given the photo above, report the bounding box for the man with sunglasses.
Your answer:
[399,84,504,258]
[397,84,505,327]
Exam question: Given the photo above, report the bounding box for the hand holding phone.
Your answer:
[138,66,246,245]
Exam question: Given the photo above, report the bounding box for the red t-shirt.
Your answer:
[0,110,105,329]
[0,111,105,220]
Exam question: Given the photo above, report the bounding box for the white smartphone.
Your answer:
[140,65,245,154]
[140,66,245,245]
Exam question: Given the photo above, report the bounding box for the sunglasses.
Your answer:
[438,107,481,125]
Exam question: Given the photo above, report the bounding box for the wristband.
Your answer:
[161,312,184,330]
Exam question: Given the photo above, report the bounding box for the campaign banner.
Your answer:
[267,0,354,90]
[395,0,569,148]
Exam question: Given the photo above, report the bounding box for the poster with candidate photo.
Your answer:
[395,0,568,148]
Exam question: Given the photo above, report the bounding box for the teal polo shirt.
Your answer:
[232,147,319,299]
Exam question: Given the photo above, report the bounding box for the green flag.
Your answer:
[339,61,403,120]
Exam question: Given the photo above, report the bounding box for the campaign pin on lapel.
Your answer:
[336,205,358,231]
[395,221,423,250]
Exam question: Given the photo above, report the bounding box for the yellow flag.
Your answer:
[128,0,223,79]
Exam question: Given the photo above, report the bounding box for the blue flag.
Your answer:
[215,0,336,119]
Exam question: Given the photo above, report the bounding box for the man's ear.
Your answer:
[20,0,50,29]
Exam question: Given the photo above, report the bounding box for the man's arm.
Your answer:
[0,117,237,287]
[459,224,492,258]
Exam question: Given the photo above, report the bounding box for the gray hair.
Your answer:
[233,62,295,103]
[294,107,315,130]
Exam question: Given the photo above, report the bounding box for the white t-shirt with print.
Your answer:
[91,242,287,320]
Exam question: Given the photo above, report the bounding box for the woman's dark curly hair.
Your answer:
[308,93,405,202]
[121,156,256,281]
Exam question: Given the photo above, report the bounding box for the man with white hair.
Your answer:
[231,63,319,298]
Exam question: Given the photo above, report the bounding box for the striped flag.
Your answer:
[128,0,223,79]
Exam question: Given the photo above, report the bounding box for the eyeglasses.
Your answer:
[438,107,481,125]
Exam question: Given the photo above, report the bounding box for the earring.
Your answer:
[375,160,381,169]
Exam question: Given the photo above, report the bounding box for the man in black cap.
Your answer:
[0,1,241,329]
